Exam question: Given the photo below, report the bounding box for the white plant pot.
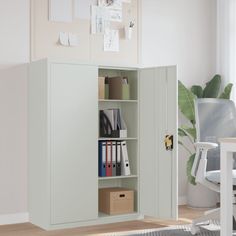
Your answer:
[187,183,218,208]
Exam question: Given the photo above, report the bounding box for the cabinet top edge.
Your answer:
[30,58,177,70]
[30,58,140,70]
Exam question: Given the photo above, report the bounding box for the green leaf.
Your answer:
[178,80,196,124]
[203,74,221,98]
[187,153,196,185]
[191,85,203,98]
[219,83,233,99]
[178,140,184,146]
[178,128,187,137]
[180,125,196,140]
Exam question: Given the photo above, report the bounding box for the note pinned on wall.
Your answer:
[91,6,110,34]
[59,32,69,46]
[59,32,79,47]
[98,0,123,22]
[49,0,73,22]
[104,29,119,52]
[68,33,79,46]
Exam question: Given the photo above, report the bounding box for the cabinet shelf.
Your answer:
[98,211,139,219]
[98,137,138,141]
[99,99,138,103]
[98,175,138,180]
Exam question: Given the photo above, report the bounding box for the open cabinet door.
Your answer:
[139,66,178,219]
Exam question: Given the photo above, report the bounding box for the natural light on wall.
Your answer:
[217,0,236,102]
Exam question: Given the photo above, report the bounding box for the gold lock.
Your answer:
[165,135,173,151]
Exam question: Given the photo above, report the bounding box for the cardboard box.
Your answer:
[99,188,134,215]
[98,77,105,99]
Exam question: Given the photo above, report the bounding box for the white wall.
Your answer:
[0,66,28,215]
[0,0,29,68]
[0,0,29,222]
[140,0,217,203]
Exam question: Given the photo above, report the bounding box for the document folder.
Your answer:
[98,141,106,177]
[116,141,121,176]
[106,141,112,176]
[121,141,131,176]
[112,141,117,176]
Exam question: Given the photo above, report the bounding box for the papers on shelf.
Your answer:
[49,0,73,22]
[104,29,119,52]
[91,5,110,34]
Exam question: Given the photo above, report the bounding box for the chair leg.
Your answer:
[191,208,220,235]
[191,203,236,235]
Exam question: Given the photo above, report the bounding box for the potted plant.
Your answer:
[178,75,233,207]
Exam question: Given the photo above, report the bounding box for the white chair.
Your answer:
[190,98,236,235]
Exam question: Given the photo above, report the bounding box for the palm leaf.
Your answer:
[187,153,196,185]
[219,83,233,99]
[203,74,221,98]
[180,125,196,140]
[178,128,187,137]
[191,85,203,98]
[178,81,196,124]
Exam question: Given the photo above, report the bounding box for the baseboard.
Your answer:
[0,212,29,225]
[178,196,187,205]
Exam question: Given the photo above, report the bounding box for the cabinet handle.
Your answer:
[165,135,173,151]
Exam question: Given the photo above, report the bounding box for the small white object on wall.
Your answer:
[125,21,134,40]
[59,32,69,46]
[59,32,79,47]
[49,0,73,22]
[104,29,119,52]
[68,33,79,46]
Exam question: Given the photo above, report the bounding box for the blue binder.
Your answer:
[99,141,106,177]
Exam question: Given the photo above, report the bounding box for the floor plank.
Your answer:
[0,206,207,236]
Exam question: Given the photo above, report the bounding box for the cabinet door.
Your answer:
[50,63,98,224]
[139,66,177,219]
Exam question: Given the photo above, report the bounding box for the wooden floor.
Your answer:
[0,206,207,236]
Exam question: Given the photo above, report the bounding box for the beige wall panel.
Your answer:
[90,1,138,65]
[31,0,139,65]
[31,0,90,61]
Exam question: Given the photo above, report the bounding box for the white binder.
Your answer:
[121,141,131,175]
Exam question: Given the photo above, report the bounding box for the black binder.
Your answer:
[116,141,121,176]
[112,141,117,176]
